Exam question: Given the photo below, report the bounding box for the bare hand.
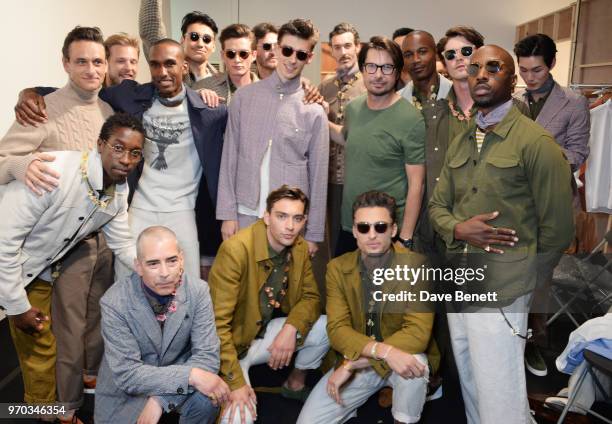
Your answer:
[25,154,60,196]
[267,324,297,370]
[454,211,518,254]
[189,368,231,406]
[15,88,47,127]
[326,366,353,405]
[10,307,49,335]
[384,347,427,379]
[302,80,324,104]
[199,89,225,108]
[221,220,239,241]
[306,240,318,257]
[137,397,163,424]
[227,385,257,424]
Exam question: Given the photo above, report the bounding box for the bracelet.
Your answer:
[370,342,379,360]
[341,360,353,372]
[381,346,393,360]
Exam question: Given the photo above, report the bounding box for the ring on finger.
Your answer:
[483,245,491,252]
[491,226,498,234]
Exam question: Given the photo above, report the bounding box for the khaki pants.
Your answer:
[9,279,56,403]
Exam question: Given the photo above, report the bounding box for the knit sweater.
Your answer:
[0,81,113,184]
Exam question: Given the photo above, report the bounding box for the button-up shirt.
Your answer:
[217,71,329,242]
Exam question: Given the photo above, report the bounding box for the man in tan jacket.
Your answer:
[298,191,435,424]
[208,185,329,424]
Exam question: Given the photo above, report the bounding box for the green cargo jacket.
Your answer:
[326,246,438,378]
[428,105,575,303]
[208,220,321,390]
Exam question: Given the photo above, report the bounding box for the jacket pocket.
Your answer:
[483,155,525,196]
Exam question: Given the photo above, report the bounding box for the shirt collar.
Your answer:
[270,70,302,95]
[336,63,360,82]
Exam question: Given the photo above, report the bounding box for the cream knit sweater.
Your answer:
[0,81,113,184]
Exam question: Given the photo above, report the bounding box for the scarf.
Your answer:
[475,99,513,130]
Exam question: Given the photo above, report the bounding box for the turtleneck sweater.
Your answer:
[0,80,113,184]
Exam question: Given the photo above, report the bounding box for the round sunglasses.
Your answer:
[262,42,277,51]
[355,221,391,234]
[467,60,505,77]
[189,32,213,44]
[225,50,251,60]
[443,46,474,61]
[280,46,310,61]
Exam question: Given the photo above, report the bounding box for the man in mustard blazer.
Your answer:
[208,185,329,424]
[298,191,435,424]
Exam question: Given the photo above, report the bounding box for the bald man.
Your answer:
[429,45,574,423]
[96,226,228,424]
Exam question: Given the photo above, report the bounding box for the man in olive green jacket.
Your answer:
[429,45,574,424]
[209,186,328,424]
[298,191,435,424]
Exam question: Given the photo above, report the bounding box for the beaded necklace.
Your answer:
[80,151,110,209]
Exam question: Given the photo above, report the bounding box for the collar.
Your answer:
[66,80,101,104]
[268,70,302,95]
[336,63,360,83]
[525,75,555,96]
[155,84,187,107]
[476,99,513,130]
[402,73,452,104]
[480,104,524,140]
[86,148,128,195]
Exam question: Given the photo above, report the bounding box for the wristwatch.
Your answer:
[398,237,414,249]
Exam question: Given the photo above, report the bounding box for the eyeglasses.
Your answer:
[355,221,391,234]
[225,50,251,60]
[188,32,213,44]
[443,46,474,61]
[262,42,277,51]
[103,140,143,160]
[467,60,505,77]
[363,63,396,75]
[280,46,310,61]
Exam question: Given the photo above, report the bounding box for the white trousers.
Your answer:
[220,315,330,424]
[297,353,428,424]
[448,293,532,424]
[127,208,201,280]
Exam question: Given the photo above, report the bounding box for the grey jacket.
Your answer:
[216,71,329,242]
[515,82,590,170]
[95,273,220,424]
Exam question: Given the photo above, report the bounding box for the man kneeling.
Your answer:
[209,185,329,424]
[95,226,229,424]
[298,191,434,424]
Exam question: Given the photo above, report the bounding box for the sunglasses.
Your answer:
[281,46,310,61]
[443,46,474,61]
[355,221,391,234]
[467,60,505,77]
[262,42,277,51]
[225,49,251,60]
[188,32,213,44]
[364,63,396,75]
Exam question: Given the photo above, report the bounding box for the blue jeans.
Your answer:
[178,391,219,424]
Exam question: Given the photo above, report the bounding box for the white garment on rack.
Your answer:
[585,99,612,213]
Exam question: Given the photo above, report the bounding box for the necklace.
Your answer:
[80,151,110,208]
[412,84,437,111]
[333,73,360,123]
[448,99,473,121]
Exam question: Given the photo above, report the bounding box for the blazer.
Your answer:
[208,219,321,390]
[0,149,134,315]
[95,273,220,424]
[326,246,438,377]
[515,82,590,170]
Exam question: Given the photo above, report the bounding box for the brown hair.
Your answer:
[220,23,254,50]
[352,191,397,223]
[329,22,360,45]
[104,33,140,59]
[266,185,310,214]
[253,22,278,43]
[62,26,104,60]
[436,26,484,61]
[358,36,403,82]
[278,19,319,51]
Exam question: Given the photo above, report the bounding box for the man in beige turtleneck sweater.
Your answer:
[0,26,113,421]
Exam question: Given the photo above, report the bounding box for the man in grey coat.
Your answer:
[95,226,230,424]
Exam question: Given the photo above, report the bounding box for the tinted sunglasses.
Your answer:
[281,46,310,61]
[355,221,390,234]
[225,50,251,60]
[364,63,396,75]
[189,32,213,44]
[467,60,505,77]
[262,42,277,51]
[443,46,473,61]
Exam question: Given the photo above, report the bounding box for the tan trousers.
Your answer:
[52,232,114,410]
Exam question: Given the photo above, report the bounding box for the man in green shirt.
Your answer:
[329,36,425,257]
[429,45,574,424]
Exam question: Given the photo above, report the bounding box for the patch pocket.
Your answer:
[484,155,523,194]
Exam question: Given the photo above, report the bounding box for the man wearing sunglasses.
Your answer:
[429,45,574,424]
[217,19,329,258]
[253,23,279,80]
[319,22,366,256]
[140,0,219,85]
[298,190,435,424]
[192,24,259,106]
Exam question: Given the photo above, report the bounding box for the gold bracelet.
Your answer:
[371,342,379,360]
[342,360,353,372]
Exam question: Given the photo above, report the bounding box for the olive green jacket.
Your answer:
[208,220,321,390]
[326,246,438,378]
[429,105,575,303]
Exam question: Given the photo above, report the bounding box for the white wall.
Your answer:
[0,1,150,135]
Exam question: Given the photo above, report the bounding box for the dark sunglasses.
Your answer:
[188,32,213,44]
[281,46,309,61]
[443,46,474,61]
[225,50,251,60]
[355,221,390,234]
[262,42,276,51]
[467,60,505,77]
[364,63,396,75]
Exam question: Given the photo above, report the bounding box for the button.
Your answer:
[78,217,84,221]
[472,187,478,193]
[473,160,477,165]
[432,115,437,119]
[264,265,270,271]
[228,372,234,380]
[168,403,175,410]
[27,273,33,277]
[435,177,439,182]
[46,257,52,261]
[177,387,184,394]
[64,238,70,242]
[434,147,439,151]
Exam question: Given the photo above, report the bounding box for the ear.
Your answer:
[263,210,271,226]
[134,258,144,276]
[306,52,314,65]
[62,56,70,73]
[391,223,398,239]
[356,43,362,54]
[550,57,556,71]
[97,138,104,154]
[511,74,517,90]
[352,225,358,239]
[182,60,189,75]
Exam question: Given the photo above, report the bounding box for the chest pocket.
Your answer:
[483,155,525,197]
[447,150,471,199]
[277,120,308,161]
